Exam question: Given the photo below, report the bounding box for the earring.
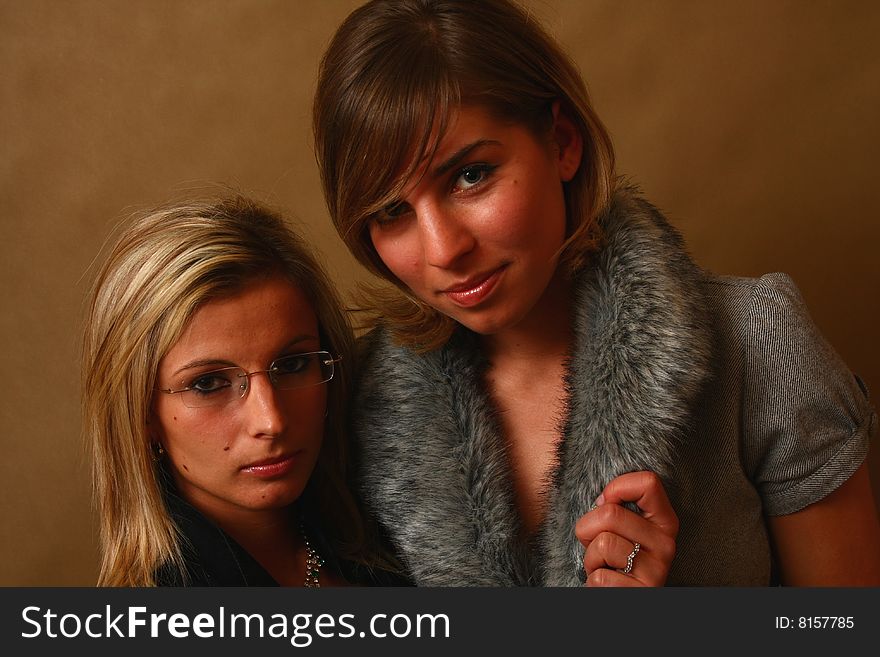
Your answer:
[151,443,165,462]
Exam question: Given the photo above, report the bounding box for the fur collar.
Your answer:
[353,186,712,586]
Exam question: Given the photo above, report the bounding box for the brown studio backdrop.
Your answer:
[1,0,877,586]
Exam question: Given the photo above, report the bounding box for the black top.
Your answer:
[155,487,409,587]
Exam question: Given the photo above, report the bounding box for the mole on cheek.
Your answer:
[182,464,188,471]
[223,445,230,451]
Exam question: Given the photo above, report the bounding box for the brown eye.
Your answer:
[190,373,233,395]
[272,353,312,376]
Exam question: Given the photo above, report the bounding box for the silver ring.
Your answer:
[622,542,641,574]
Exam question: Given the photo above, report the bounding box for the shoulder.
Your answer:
[701,272,851,375]
[706,272,808,320]
[700,272,799,341]
[701,270,867,409]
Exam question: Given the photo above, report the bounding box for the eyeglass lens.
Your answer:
[177,351,335,409]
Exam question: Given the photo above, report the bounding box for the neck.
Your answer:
[481,268,573,364]
[211,506,298,551]
[203,504,311,586]
[478,268,573,538]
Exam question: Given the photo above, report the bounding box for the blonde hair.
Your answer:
[313,0,615,351]
[82,195,365,586]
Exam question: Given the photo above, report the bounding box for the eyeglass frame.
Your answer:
[156,350,342,408]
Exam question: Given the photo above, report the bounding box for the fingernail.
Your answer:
[593,494,605,507]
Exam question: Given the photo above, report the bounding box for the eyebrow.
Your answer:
[170,335,319,377]
[432,139,501,177]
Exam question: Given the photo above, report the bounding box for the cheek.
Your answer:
[290,390,328,441]
[511,180,567,245]
[474,188,541,245]
[159,411,228,462]
[373,233,424,287]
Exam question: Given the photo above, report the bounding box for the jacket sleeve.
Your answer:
[740,272,874,516]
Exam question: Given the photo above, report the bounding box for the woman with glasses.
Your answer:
[82,194,400,586]
[312,0,880,585]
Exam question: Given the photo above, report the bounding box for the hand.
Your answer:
[574,471,678,587]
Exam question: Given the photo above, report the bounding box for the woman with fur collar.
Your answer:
[312,0,880,586]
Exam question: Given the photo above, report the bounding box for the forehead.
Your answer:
[162,276,319,369]
[391,105,517,190]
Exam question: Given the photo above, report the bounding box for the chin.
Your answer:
[456,308,525,336]
[248,482,306,510]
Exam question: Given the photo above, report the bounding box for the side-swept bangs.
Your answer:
[315,8,461,276]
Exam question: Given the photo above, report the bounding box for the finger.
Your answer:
[585,567,643,587]
[598,471,678,534]
[576,502,677,573]
[584,539,665,586]
[583,531,637,573]
[576,499,667,546]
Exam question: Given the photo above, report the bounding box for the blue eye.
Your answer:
[454,164,495,191]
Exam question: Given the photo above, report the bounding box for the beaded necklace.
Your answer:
[300,521,325,587]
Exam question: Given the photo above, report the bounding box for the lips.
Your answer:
[241,453,297,477]
[441,265,507,308]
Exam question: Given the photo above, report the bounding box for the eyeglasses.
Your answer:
[157,351,341,409]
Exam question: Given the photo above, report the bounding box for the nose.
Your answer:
[242,373,286,438]
[417,202,476,270]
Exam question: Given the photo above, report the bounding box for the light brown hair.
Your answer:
[82,195,369,585]
[313,0,615,350]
